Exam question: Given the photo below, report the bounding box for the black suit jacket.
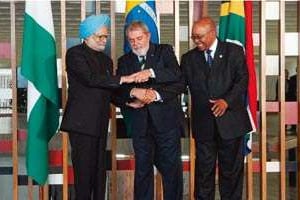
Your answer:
[117,43,185,136]
[181,40,252,141]
[60,43,121,138]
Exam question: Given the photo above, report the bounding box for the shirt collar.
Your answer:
[209,38,218,53]
[138,55,146,62]
[205,38,218,59]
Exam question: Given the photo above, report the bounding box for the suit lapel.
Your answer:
[145,43,156,70]
[127,52,140,72]
[211,40,225,73]
[193,49,209,77]
[188,49,209,93]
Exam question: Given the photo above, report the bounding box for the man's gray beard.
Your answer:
[98,45,106,51]
[132,48,148,57]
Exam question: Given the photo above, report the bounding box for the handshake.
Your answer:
[126,88,157,109]
[120,69,153,84]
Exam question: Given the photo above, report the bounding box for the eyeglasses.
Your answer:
[191,30,212,41]
[93,34,109,40]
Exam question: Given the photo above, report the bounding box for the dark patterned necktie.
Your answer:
[206,49,213,67]
[139,56,146,70]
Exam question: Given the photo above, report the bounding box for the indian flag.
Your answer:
[21,0,59,185]
[219,1,257,156]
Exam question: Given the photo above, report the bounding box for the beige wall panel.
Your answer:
[266,2,279,20]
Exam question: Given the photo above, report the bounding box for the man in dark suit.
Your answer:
[181,17,252,200]
[117,21,185,200]
[60,15,135,200]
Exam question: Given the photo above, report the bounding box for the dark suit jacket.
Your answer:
[181,40,252,141]
[117,43,185,136]
[60,43,121,138]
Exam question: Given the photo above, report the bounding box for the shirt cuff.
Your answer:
[149,68,156,78]
[154,91,163,102]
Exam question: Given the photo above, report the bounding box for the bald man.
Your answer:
[60,15,135,199]
[181,17,252,200]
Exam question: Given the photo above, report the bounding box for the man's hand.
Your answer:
[130,88,157,104]
[120,75,135,84]
[130,69,152,83]
[126,99,145,109]
[209,99,228,117]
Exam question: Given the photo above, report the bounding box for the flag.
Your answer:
[124,0,159,53]
[219,0,257,156]
[21,0,59,185]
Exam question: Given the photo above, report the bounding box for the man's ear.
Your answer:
[147,32,151,40]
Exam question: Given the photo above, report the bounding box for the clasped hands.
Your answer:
[120,69,152,84]
[126,88,157,109]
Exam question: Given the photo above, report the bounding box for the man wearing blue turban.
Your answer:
[60,14,134,200]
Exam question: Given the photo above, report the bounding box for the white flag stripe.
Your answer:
[27,81,41,120]
[25,1,55,38]
[140,3,158,25]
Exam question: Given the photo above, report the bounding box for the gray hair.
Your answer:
[125,21,149,36]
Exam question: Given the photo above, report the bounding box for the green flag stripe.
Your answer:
[21,13,58,105]
[219,13,245,46]
[26,96,59,184]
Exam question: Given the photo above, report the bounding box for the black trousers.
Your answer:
[194,124,244,200]
[69,132,107,200]
[132,121,183,200]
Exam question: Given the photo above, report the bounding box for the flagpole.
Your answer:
[95,0,101,15]
[28,178,33,200]
[43,184,49,200]
[259,1,267,200]
[188,1,195,200]
[202,1,208,17]
[279,2,286,199]
[39,187,43,200]
[10,1,18,200]
[60,0,69,200]
[81,0,86,20]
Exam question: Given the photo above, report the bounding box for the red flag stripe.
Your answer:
[245,1,257,129]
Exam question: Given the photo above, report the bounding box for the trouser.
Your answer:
[132,122,183,200]
[194,125,244,200]
[69,132,107,200]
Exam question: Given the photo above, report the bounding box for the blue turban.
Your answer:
[79,14,110,39]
